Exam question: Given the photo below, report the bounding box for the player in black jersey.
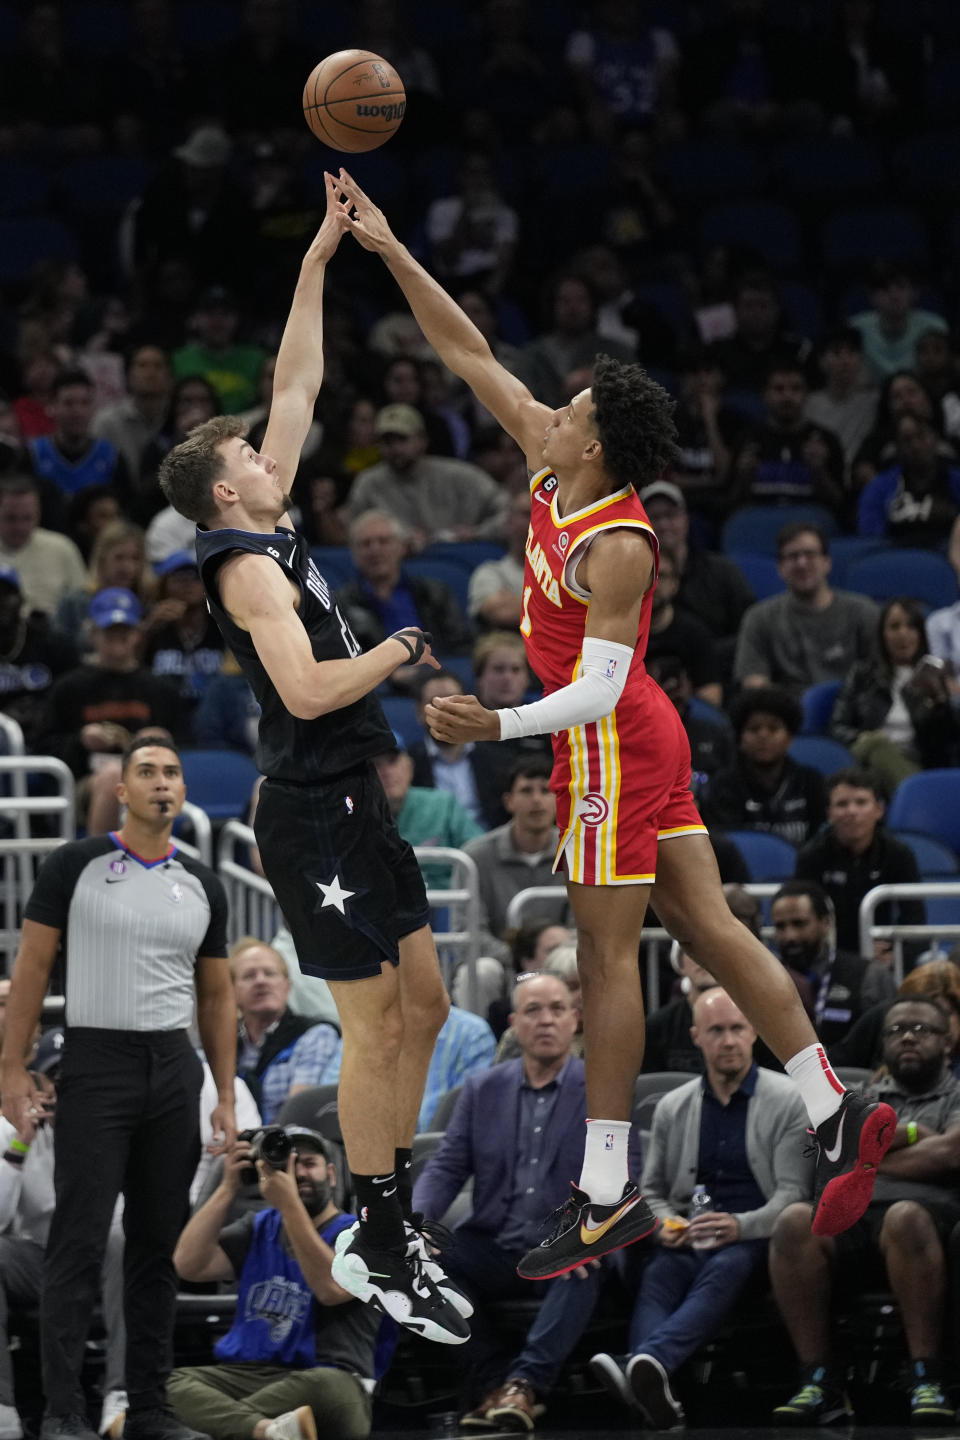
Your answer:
[157,175,469,1347]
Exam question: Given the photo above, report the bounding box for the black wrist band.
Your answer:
[391,628,431,663]
[3,1151,25,1167]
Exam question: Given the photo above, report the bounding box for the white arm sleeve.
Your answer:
[497,636,635,740]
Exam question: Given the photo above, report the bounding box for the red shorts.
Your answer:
[551,681,707,886]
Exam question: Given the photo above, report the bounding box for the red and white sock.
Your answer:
[784,1043,846,1129]
[578,1118,632,1204]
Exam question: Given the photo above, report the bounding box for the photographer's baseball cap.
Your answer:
[32,1027,65,1075]
[88,587,143,629]
[283,1125,333,1160]
[639,481,686,510]
[374,403,425,438]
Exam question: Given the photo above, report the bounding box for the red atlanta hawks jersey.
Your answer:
[521,466,660,694]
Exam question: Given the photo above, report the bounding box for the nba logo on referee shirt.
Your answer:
[110,860,126,876]
[171,883,183,903]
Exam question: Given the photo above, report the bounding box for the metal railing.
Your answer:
[859,882,960,984]
[216,824,483,1011]
[505,882,782,1012]
[0,756,75,968]
[176,800,213,867]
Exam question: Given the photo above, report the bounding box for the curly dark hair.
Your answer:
[729,684,803,740]
[589,354,679,491]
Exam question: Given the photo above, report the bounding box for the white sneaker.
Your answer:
[404,1220,474,1319]
[0,1403,23,1440]
[99,1390,127,1438]
[264,1407,317,1440]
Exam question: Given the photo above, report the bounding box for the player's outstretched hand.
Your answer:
[426,693,500,743]
[338,167,397,255]
[304,171,353,265]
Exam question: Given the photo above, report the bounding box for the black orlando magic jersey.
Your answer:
[196,525,394,783]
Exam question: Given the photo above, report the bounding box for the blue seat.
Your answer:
[727,552,785,601]
[788,735,855,775]
[721,504,839,555]
[380,696,423,749]
[179,749,260,822]
[894,132,960,195]
[828,536,888,586]
[887,771,960,855]
[0,161,51,218]
[687,695,732,732]
[845,549,958,612]
[658,139,766,200]
[894,830,959,877]
[404,557,471,614]
[699,201,803,271]
[773,138,884,197]
[721,830,798,882]
[420,541,507,570]
[310,547,355,592]
[779,281,824,344]
[821,206,929,271]
[434,654,475,690]
[800,681,841,736]
[0,217,77,284]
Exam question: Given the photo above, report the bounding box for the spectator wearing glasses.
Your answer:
[734,524,878,694]
[770,997,960,1427]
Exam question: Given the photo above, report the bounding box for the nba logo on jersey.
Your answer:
[345,795,354,815]
[604,1132,615,1151]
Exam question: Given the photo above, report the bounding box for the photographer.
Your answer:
[169,1128,379,1440]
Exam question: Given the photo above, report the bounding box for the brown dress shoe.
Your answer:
[486,1380,541,1432]
[459,1388,503,1430]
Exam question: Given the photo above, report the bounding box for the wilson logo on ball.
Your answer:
[356,102,406,121]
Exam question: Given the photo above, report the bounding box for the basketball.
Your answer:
[302,49,406,153]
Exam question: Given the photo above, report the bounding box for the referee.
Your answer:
[1,737,237,1440]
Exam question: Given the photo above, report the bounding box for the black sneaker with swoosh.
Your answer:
[810,1089,897,1237]
[516,1181,657,1280]
[330,1223,470,1345]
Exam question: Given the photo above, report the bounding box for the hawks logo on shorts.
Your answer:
[521,469,707,887]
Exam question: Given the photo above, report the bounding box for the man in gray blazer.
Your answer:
[592,989,812,1428]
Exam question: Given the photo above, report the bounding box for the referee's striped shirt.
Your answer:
[24,833,228,1031]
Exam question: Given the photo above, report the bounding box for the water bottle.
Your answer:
[690,1183,718,1250]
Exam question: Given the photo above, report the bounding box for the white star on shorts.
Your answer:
[315,875,355,914]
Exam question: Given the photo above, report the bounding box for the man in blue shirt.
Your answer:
[592,989,811,1429]
[170,1127,381,1440]
[414,973,617,1432]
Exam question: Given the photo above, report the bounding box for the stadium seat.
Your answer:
[887,770,960,855]
[434,655,474,690]
[425,1084,462,1132]
[828,536,888,586]
[658,138,766,201]
[411,1131,444,1183]
[404,557,472,614]
[788,735,855,775]
[687,696,732,731]
[894,132,960,196]
[820,206,929,271]
[420,540,507,570]
[721,830,798,881]
[0,161,51,218]
[310,547,355,592]
[0,218,77,284]
[779,281,825,343]
[178,749,260,822]
[276,1083,341,1141]
[894,831,960,877]
[379,696,422,749]
[800,681,841,736]
[844,549,958,612]
[727,552,785,600]
[699,201,803,270]
[833,1066,873,1091]
[56,155,153,217]
[721,504,839,555]
[773,138,884,198]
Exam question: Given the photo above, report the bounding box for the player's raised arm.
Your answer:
[261,172,351,490]
[338,168,552,469]
[219,550,438,719]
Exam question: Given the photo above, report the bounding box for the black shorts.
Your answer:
[255,763,431,981]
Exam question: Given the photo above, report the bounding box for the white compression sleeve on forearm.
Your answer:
[497,636,635,740]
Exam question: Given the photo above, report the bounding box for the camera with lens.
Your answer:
[236,1125,293,1183]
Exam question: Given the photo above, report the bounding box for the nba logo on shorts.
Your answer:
[345,795,354,815]
[604,1132,615,1151]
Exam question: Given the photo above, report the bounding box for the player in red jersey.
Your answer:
[337,170,895,1276]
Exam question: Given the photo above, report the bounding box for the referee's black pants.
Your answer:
[41,1029,202,1418]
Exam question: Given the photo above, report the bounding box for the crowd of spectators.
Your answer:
[6,0,960,1430]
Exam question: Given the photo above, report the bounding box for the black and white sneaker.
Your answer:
[517,1182,657,1280]
[406,1213,474,1319]
[331,1222,470,1344]
[810,1090,896,1237]
[589,1353,638,1412]
[627,1354,685,1430]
